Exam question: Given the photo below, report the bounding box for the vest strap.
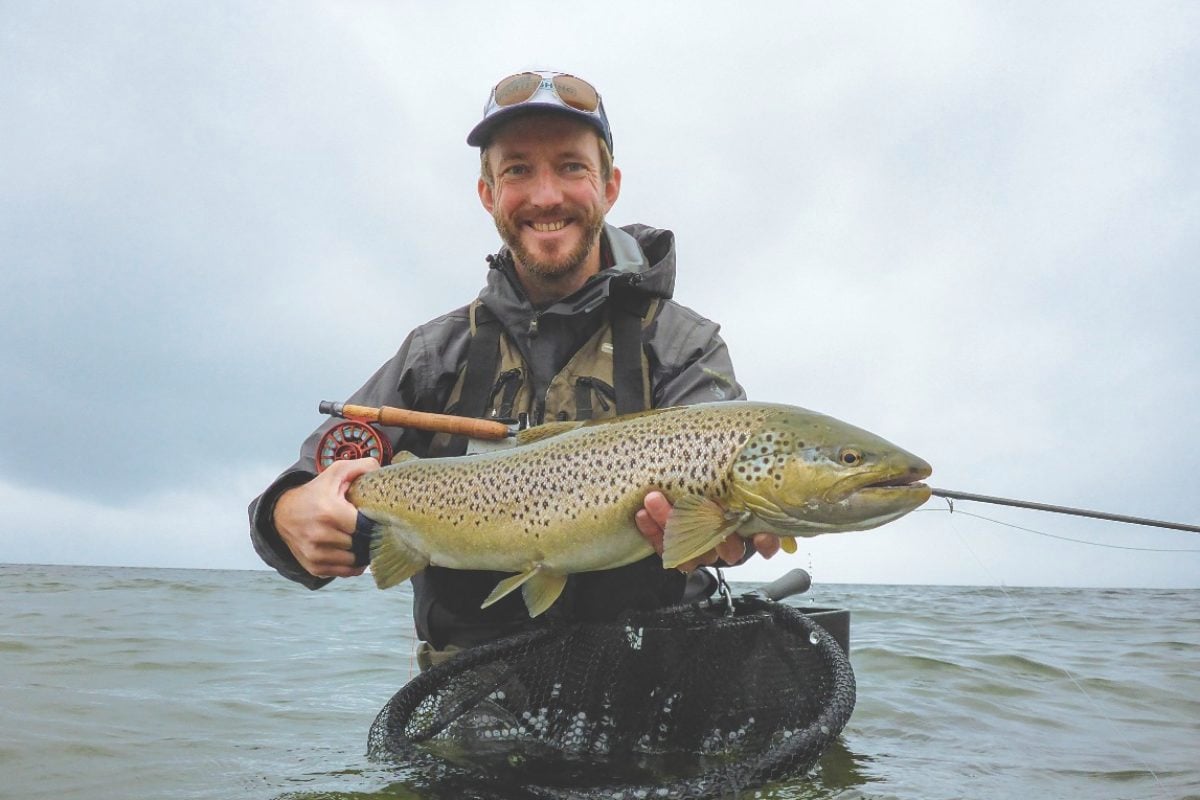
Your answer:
[610,284,652,415]
[574,379,594,421]
[444,302,502,456]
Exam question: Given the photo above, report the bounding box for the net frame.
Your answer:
[369,594,855,799]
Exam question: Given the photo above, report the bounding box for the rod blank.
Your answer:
[930,488,1200,534]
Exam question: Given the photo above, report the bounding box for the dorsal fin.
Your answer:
[584,406,681,424]
[514,421,587,445]
[513,406,684,447]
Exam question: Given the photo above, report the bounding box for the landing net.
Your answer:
[368,594,855,799]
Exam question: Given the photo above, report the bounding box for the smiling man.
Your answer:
[479,113,617,303]
[249,71,779,668]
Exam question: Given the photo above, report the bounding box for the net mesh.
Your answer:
[368,595,855,799]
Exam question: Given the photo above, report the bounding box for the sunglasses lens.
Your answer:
[493,73,542,107]
[552,75,599,112]
[493,72,601,113]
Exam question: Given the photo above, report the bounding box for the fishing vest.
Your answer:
[428,286,661,457]
[413,283,688,650]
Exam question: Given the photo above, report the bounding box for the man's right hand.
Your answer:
[273,457,381,579]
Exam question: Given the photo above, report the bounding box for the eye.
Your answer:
[838,448,863,466]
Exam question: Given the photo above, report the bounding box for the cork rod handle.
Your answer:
[319,401,512,440]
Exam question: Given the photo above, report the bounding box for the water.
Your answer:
[1,564,1196,800]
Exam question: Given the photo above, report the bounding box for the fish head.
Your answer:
[730,407,932,535]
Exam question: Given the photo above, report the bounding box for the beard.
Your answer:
[492,203,607,284]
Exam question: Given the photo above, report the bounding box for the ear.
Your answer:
[478,177,495,214]
[604,166,622,212]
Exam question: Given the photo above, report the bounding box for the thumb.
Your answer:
[329,456,382,494]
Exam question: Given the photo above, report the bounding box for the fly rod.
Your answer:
[314,401,517,472]
[930,488,1200,534]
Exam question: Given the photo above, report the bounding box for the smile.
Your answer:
[530,220,568,232]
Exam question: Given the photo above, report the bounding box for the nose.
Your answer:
[528,168,564,207]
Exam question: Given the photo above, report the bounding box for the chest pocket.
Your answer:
[430,288,658,457]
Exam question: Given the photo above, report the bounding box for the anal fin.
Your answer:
[521,572,568,618]
[480,565,568,618]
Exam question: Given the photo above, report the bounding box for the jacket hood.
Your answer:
[478,223,677,326]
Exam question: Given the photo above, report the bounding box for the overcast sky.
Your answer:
[2,2,1197,588]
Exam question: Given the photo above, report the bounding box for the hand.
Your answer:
[273,457,380,579]
[635,491,782,572]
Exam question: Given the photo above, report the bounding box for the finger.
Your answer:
[676,549,719,573]
[301,526,357,552]
[715,534,747,565]
[752,533,782,559]
[642,491,673,530]
[303,541,360,568]
[331,457,382,492]
[314,564,368,579]
[636,508,665,552]
[303,544,365,578]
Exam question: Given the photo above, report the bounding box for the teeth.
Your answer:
[532,220,567,232]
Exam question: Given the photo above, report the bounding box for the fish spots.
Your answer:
[356,402,779,545]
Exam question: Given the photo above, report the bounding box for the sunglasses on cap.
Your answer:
[467,70,613,153]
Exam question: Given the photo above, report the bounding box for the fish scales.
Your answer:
[351,402,932,617]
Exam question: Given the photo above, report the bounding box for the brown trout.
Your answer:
[350,401,932,617]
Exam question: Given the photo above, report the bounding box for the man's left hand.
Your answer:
[635,491,782,572]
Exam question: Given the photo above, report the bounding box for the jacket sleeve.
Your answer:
[248,315,469,588]
[646,300,747,408]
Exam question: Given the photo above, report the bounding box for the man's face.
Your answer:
[478,113,621,298]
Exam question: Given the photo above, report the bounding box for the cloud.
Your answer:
[1,2,1196,586]
[0,467,270,571]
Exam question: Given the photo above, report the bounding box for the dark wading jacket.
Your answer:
[248,223,746,649]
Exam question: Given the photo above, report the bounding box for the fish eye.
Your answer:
[838,448,863,466]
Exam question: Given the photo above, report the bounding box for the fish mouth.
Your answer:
[861,472,929,490]
[840,460,931,503]
[851,462,933,504]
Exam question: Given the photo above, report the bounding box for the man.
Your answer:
[249,70,779,667]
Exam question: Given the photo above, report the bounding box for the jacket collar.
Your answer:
[479,223,677,324]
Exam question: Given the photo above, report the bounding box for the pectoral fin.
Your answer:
[481,565,568,618]
[661,495,748,569]
[369,516,430,589]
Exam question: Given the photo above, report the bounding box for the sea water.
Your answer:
[1,564,1196,800]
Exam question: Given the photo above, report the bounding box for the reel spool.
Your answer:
[316,420,393,473]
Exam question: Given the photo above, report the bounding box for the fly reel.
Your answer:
[315,420,393,473]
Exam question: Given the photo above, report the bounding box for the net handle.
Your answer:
[752,568,813,601]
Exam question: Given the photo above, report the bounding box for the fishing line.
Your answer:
[915,507,1200,553]
[939,505,1166,793]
